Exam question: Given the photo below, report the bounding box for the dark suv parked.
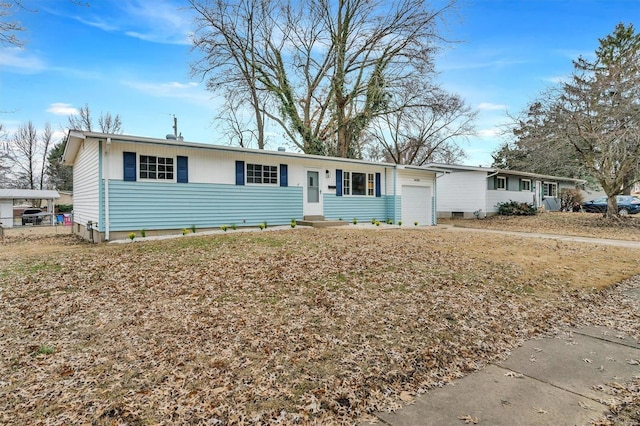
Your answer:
[21,208,46,225]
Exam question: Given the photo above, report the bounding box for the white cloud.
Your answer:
[52,130,67,141]
[477,102,507,111]
[0,47,47,74]
[74,16,119,32]
[477,128,501,138]
[544,75,570,84]
[121,1,193,45]
[59,0,193,45]
[47,103,79,116]
[121,80,214,107]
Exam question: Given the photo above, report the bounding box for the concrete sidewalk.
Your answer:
[439,224,640,249]
[370,323,640,425]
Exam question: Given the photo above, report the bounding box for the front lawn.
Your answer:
[440,211,640,241]
[1,226,640,424]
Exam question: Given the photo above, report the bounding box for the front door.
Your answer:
[304,169,323,217]
[534,180,543,207]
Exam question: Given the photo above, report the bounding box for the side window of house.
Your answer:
[343,172,351,195]
[123,153,187,183]
[520,179,531,191]
[140,155,174,180]
[247,163,278,184]
[543,182,557,197]
[496,176,507,190]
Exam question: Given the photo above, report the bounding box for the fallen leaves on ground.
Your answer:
[458,414,479,424]
[1,225,640,425]
[440,212,640,241]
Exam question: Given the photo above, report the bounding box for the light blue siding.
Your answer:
[105,181,302,231]
[386,195,401,222]
[323,194,389,221]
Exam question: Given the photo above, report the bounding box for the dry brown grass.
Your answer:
[1,224,640,424]
[440,211,640,241]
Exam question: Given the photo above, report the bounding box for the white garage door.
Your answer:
[402,185,431,226]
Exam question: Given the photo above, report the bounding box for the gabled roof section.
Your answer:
[426,162,495,172]
[427,162,586,184]
[63,131,445,173]
[62,130,86,166]
[0,189,60,200]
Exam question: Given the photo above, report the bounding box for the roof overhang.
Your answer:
[0,189,60,200]
[63,131,443,172]
[495,169,587,184]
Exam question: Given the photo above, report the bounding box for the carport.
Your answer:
[0,189,60,229]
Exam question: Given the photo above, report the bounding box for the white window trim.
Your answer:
[342,171,375,197]
[496,176,507,191]
[543,181,558,198]
[246,163,279,185]
[521,179,531,191]
[138,154,176,182]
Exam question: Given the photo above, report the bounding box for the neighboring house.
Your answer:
[427,163,585,218]
[57,190,73,206]
[62,131,443,241]
[0,189,60,228]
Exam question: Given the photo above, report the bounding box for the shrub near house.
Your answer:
[496,200,537,216]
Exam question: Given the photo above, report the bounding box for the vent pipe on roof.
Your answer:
[277,147,286,152]
[166,134,177,140]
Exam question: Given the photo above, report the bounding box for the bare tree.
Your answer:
[7,121,51,194]
[0,123,13,187]
[190,0,457,158]
[38,122,52,190]
[215,84,267,149]
[366,81,476,165]
[0,1,25,47]
[191,0,272,149]
[492,100,592,184]
[1,1,90,47]
[67,103,122,133]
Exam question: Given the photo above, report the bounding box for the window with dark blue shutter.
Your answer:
[123,152,136,181]
[336,169,342,196]
[375,172,381,197]
[280,164,288,187]
[235,161,245,185]
[177,156,188,183]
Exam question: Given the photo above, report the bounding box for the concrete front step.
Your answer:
[298,220,350,228]
[303,215,325,221]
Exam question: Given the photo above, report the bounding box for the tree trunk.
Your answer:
[605,195,619,218]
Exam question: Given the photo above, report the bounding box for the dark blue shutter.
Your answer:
[280,164,288,187]
[235,161,245,185]
[336,169,343,196]
[375,173,381,197]
[123,152,136,181]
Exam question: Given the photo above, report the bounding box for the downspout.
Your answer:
[104,137,111,241]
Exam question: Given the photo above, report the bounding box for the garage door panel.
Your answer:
[401,185,431,225]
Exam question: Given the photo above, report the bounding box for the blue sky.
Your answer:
[1,0,638,166]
